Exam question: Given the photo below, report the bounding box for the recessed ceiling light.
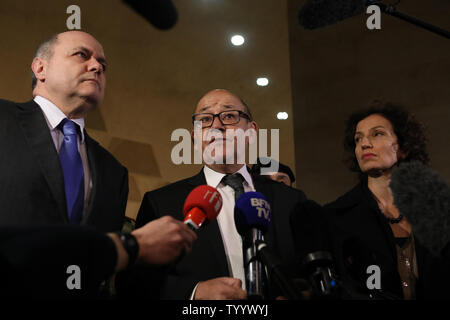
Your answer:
[256,77,269,86]
[231,35,245,46]
[277,112,288,120]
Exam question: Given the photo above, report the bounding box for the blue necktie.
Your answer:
[58,119,84,224]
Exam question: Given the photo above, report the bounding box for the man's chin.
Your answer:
[79,92,103,108]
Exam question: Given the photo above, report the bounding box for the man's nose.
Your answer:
[87,57,103,75]
[210,115,225,130]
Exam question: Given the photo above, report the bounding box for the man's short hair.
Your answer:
[31,34,59,90]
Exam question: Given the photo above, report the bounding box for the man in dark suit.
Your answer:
[133,89,317,299]
[0,31,127,232]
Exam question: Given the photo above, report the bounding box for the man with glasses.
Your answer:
[129,89,318,300]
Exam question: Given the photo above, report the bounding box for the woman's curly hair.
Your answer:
[343,101,429,174]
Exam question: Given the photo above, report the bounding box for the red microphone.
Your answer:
[183,185,222,230]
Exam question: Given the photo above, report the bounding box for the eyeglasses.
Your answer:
[192,110,251,128]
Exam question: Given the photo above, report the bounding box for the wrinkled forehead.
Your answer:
[195,90,245,114]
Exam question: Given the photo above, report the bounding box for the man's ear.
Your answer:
[31,57,46,83]
[250,120,259,132]
[248,121,259,145]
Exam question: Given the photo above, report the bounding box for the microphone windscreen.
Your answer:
[390,161,450,256]
[298,0,366,30]
[183,185,222,224]
[234,192,271,235]
[123,0,178,30]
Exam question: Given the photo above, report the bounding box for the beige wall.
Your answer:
[0,0,296,219]
[288,0,450,204]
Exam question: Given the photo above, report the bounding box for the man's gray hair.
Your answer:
[31,34,59,90]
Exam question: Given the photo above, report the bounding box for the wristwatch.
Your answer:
[117,232,139,269]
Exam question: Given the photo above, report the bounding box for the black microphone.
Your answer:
[256,241,306,300]
[123,0,178,30]
[302,251,340,298]
[234,192,271,300]
[298,0,367,30]
[298,0,450,39]
[390,161,450,257]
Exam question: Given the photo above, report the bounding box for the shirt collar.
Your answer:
[203,165,254,190]
[34,95,85,142]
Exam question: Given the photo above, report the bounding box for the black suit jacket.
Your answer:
[130,168,319,299]
[323,182,450,299]
[0,99,128,232]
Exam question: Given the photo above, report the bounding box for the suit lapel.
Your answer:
[188,169,230,276]
[16,100,68,223]
[252,174,274,202]
[186,169,207,187]
[83,133,99,224]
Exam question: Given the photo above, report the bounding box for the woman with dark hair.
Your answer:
[323,101,449,300]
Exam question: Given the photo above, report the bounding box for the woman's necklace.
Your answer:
[386,214,404,224]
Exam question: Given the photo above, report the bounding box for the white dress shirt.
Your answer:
[203,164,255,290]
[34,95,92,217]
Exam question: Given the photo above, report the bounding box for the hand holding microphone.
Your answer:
[183,186,247,300]
[130,185,222,266]
[131,216,197,266]
[194,191,269,300]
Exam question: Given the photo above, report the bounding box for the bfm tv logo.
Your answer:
[250,197,271,222]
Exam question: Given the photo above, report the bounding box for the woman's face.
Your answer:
[354,114,402,174]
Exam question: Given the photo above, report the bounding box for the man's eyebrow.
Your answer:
[71,46,90,54]
[198,106,210,113]
[72,46,108,66]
